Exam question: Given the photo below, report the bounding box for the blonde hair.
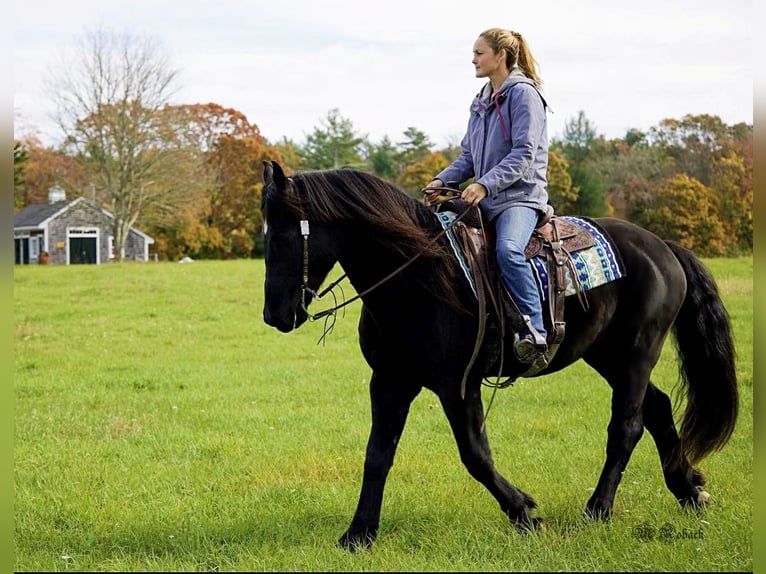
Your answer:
[479,28,543,90]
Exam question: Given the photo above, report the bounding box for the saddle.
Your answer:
[435,198,594,387]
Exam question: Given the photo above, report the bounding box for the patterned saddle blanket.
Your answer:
[435,212,625,301]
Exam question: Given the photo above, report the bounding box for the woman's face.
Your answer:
[472,36,505,79]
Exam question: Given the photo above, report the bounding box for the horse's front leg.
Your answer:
[337,372,420,551]
[438,377,540,531]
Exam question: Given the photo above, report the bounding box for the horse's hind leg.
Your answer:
[642,381,709,508]
[438,381,540,530]
[585,374,648,520]
[338,372,420,551]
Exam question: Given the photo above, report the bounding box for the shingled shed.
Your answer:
[13,186,154,265]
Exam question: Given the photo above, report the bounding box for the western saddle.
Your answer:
[433,196,594,393]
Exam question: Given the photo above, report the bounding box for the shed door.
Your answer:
[69,237,97,264]
[14,238,29,265]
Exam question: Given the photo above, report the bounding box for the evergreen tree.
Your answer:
[396,127,433,166]
[300,108,365,169]
[365,135,398,181]
[553,111,609,216]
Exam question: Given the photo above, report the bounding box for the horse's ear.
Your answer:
[263,160,288,190]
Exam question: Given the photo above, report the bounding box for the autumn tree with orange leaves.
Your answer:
[14,135,90,211]
[644,114,752,254]
[148,103,284,260]
[396,152,450,198]
[631,173,726,256]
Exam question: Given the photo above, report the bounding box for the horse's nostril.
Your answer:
[263,308,296,333]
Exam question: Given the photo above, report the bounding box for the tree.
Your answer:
[366,128,439,186]
[272,136,303,173]
[396,127,433,166]
[648,114,728,186]
[198,135,263,258]
[559,110,597,162]
[546,149,577,214]
[633,174,726,256]
[13,142,28,210]
[47,26,179,261]
[590,138,675,219]
[553,111,609,216]
[728,123,754,251]
[711,147,752,252]
[147,103,282,260]
[299,108,365,169]
[13,135,90,211]
[364,135,398,181]
[439,135,463,163]
[396,151,450,197]
[14,142,27,187]
[649,115,752,252]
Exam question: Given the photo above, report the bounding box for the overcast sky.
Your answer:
[13,0,753,149]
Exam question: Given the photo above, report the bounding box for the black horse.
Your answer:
[260,160,738,550]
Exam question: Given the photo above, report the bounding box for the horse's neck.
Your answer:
[338,236,398,295]
[336,226,431,309]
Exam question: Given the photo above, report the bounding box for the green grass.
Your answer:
[14,257,753,571]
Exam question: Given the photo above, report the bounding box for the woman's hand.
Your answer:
[461,182,488,207]
[423,179,444,206]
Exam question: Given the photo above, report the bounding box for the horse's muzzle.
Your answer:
[263,306,307,333]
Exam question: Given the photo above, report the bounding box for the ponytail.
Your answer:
[512,31,543,89]
[479,28,543,90]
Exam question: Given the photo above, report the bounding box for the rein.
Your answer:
[298,186,472,324]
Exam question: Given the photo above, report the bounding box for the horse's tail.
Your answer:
[665,240,738,466]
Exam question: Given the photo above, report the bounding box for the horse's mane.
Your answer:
[285,168,464,310]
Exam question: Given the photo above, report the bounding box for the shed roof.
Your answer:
[13,198,81,228]
[14,196,154,243]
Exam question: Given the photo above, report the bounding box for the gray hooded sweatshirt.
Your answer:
[435,70,549,221]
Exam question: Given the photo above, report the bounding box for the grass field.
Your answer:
[13,256,752,571]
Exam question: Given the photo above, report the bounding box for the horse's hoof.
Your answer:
[584,505,612,522]
[512,514,544,533]
[337,529,376,552]
[679,488,711,510]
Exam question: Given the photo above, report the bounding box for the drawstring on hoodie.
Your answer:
[493,92,510,143]
[476,90,510,144]
[477,75,549,145]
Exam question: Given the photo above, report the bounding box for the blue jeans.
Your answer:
[494,206,547,341]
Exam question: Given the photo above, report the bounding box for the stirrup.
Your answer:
[513,316,548,364]
[514,333,548,364]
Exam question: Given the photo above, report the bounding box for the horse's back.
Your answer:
[541,217,686,373]
[596,217,685,288]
